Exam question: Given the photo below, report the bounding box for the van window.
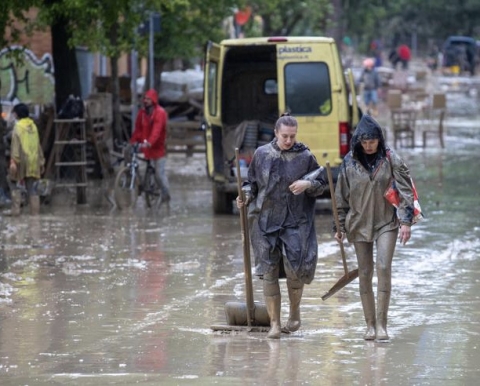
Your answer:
[284,62,331,115]
[207,61,218,116]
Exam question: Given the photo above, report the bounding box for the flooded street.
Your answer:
[1,82,480,385]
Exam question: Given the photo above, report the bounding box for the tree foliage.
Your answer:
[1,0,41,48]
[342,0,480,52]
[244,0,332,37]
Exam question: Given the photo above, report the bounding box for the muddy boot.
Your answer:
[265,294,282,339]
[4,190,21,217]
[29,195,40,215]
[360,292,376,340]
[285,281,303,332]
[376,290,391,342]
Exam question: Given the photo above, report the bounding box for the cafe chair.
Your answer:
[387,89,402,109]
[391,109,416,149]
[422,109,445,148]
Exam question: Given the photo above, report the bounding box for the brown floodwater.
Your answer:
[1,82,480,385]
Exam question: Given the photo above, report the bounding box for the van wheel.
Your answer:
[212,186,233,214]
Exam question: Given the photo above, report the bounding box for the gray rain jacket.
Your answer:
[243,140,326,284]
[335,114,415,243]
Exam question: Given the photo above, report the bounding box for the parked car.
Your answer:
[442,36,477,75]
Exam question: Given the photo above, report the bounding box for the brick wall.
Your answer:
[6,8,52,57]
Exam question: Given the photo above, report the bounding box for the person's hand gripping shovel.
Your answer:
[321,161,359,301]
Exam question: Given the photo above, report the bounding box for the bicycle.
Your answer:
[113,142,163,210]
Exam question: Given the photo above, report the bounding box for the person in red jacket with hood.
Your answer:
[130,89,170,203]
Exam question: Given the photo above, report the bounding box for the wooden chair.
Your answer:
[391,109,417,149]
[432,93,446,109]
[422,109,445,148]
[387,89,402,109]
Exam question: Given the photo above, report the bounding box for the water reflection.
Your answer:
[0,96,480,383]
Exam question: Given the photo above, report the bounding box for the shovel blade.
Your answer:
[224,301,270,327]
[321,269,359,301]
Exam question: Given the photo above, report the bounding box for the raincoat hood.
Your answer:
[144,89,159,105]
[351,114,387,158]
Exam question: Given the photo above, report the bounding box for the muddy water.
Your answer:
[1,97,480,385]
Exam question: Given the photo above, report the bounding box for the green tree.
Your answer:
[1,0,40,48]
[40,0,239,139]
[152,0,239,75]
[244,0,331,37]
[39,0,169,139]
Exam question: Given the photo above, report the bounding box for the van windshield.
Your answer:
[284,62,331,116]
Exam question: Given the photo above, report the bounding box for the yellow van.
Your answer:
[203,36,359,214]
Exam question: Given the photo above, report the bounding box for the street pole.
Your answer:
[131,49,138,134]
[149,12,154,90]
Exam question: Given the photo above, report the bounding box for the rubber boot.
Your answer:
[265,294,282,339]
[29,195,40,215]
[376,290,391,342]
[4,190,21,217]
[285,282,303,332]
[360,292,376,340]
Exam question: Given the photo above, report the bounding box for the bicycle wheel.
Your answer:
[113,166,140,209]
[144,166,162,208]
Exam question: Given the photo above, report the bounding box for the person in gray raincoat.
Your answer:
[334,114,415,342]
[237,114,327,339]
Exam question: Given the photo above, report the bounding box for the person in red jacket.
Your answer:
[130,89,170,203]
[397,44,411,70]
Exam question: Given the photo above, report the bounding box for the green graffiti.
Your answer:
[0,46,55,105]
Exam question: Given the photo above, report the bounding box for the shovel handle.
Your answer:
[235,148,255,327]
[326,162,349,275]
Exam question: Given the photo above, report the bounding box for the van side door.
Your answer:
[204,41,222,177]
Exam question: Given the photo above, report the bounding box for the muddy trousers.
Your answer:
[263,262,304,339]
[354,229,398,341]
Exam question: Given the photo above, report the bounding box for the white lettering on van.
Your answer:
[278,46,313,55]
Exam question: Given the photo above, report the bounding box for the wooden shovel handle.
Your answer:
[235,148,255,326]
[326,162,349,275]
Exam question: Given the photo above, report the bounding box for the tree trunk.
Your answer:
[50,17,82,112]
[0,116,8,195]
[110,56,123,142]
[328,0,343,44]
[108,22,123,142]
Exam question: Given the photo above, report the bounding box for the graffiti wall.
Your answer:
[0,46,55,105]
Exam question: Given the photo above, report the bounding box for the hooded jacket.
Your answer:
[130,89,168,159]
[10,117,45,180]
[334,114,415,242]
[244,140,327,284]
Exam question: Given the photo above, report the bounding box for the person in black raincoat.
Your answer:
[237,114,327,339]
[334,114,415,342]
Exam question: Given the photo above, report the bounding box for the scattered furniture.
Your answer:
[167,120,205,157]
[84,97,114,178]
[421,93,447,148]
[432,93,446,109]
[422,109,446,148]
[387,89,403,110]
[391,108,417,149]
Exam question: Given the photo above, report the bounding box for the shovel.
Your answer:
[321,161,359,301]
[211,149,270,332]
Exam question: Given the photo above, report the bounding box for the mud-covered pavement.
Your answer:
[1,78,480,385]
